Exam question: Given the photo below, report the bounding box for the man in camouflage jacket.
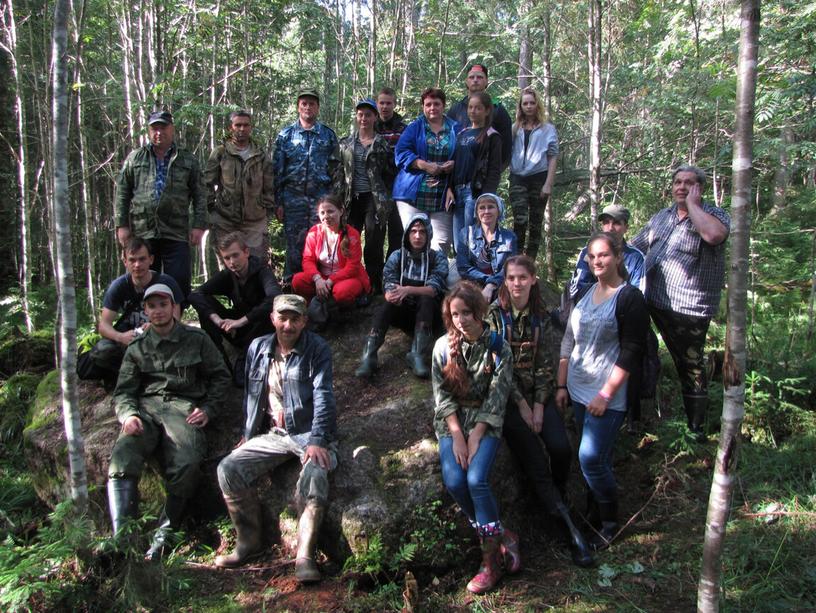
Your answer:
[204,110,275,261]
[106,283,231,561]
[115,111,207,297]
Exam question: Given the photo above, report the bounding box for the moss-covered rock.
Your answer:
[0,372,40,445]
[0,330,54,377]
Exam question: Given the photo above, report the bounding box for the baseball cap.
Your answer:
[598,204,631,224]
[148,111,173,126]
[143,283,176,303]
[273,294,308,316]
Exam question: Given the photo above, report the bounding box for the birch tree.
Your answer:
[587,0,602,230]
[52,0,88,510]
[698,1,760,610]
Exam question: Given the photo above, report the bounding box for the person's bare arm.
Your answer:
[98,308,134,345]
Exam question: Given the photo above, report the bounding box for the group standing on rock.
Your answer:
[77,60,730,594]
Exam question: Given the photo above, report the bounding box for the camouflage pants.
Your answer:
[508,173,549,260]
[209,213,270,262]
[649,306,710,397]
[217,429,338,505]
[108,396,207,499]
[282,190,323,277]
[77,338,126,380]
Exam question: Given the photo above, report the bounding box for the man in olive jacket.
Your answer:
[204,110,275,261]
[106,283,231,561]
[115,111,207,297]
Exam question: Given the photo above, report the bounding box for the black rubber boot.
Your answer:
[355,330,385,378]
[683,392,708,442]
[295,500,326,583]
[107,478,139,535]
[555,502,595,567]
[215,489,264,568]
[145,494,187,562]
[585,489,600,529]
[589,500,619,551]
[405,327,432,379]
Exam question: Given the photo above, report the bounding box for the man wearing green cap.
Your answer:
[273,90,341,277]
[106,283,231,561]
[214,294,338,584]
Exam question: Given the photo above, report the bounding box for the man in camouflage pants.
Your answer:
[630,165,730,440]
[106,283,231,561]
[204,110,276,261]
[214,294,337,584]
[273,89,341,277]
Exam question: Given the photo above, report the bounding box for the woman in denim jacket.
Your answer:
[456,193,517,303]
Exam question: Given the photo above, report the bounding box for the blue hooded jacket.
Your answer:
[392,114,460,204]
[383,212,449,297]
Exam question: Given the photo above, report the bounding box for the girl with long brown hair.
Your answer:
[430,281,517,594]
[488,255,594,567]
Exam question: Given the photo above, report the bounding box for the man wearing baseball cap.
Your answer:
[447,63,513,168]
[568,204,645,299]
[106,282,231,561]
[215,294,338,584]
[273,89,341,277]
[114,110,207,298]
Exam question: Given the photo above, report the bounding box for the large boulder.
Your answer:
[23,292,566,564]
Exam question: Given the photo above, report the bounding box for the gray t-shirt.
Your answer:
[564,284,627,411]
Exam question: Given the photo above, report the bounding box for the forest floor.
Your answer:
[1,313,814,612]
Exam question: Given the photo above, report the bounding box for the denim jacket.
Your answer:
[242,330,336,447]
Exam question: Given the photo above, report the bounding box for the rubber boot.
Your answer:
[683,392,708,442]
[294,500,325,583]
[589,500,619,551]
[107,478,139,534]
[466,535,504,594]
[145,494,187,562]
[585,489,600,529]
[499,528,522,574]
[405,326,432,379]
[355,330,385,378]
[555,501,595,567]
[214,489,264,568]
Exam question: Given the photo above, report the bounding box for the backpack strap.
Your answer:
[488,330,504,369]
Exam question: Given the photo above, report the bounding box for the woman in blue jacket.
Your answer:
[392,87,459,256]
[456,193,517,303]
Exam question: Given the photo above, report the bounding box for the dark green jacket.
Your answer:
[114,323,230,423]
[336,132,394,229]
[115,144,207,241]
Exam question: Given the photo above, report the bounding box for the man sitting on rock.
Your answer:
[214,294,337,584]
[77,237,183,385]
[188,231,281,382]
[106,283,231,561]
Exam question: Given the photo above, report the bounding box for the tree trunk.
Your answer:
[52,0,88,510]
[587,0,602,231]
[697,2,759,610]
[2,0,34,332]
[368,0,376,93]
[541,6,552,116]
[771,125,794,213]
[517,0,532,89]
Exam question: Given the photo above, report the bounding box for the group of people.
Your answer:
[77,60,730,594]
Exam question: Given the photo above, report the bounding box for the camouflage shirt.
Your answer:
[113,322,231,424]
[204,139,275,225]
[272,120,340,202]
[487,303,555,407]
[431,326,513,439]
[115,144,207,242]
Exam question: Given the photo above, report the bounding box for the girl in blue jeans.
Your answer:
[431,281,515,594]
[556,233,648,549]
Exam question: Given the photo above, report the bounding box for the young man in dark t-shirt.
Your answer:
[375,87,408,256]
[77,238,184,383]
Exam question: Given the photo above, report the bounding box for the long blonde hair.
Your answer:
[513,86,546,135]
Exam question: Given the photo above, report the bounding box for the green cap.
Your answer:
[273,294,308,316]
[297,88,320,102]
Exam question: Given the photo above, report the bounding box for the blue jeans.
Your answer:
[452,184,475,256]
[438,435,500,526]
[573,403,625,504]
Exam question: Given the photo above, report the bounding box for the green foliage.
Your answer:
[0,373,39,447]
[24,370,61,434]
[342,533,416,584]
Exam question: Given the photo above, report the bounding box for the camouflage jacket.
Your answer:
[487,303,555,407]
[272,120,340,202]
[115,144,207,242]
[113,323,231,424]
[204,139,275,225]
[336,131,394,228]
[431,326,513,439]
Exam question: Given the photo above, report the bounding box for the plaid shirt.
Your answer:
[415,122,453,213]
[630,202,730,318]
[152,144,175,201]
